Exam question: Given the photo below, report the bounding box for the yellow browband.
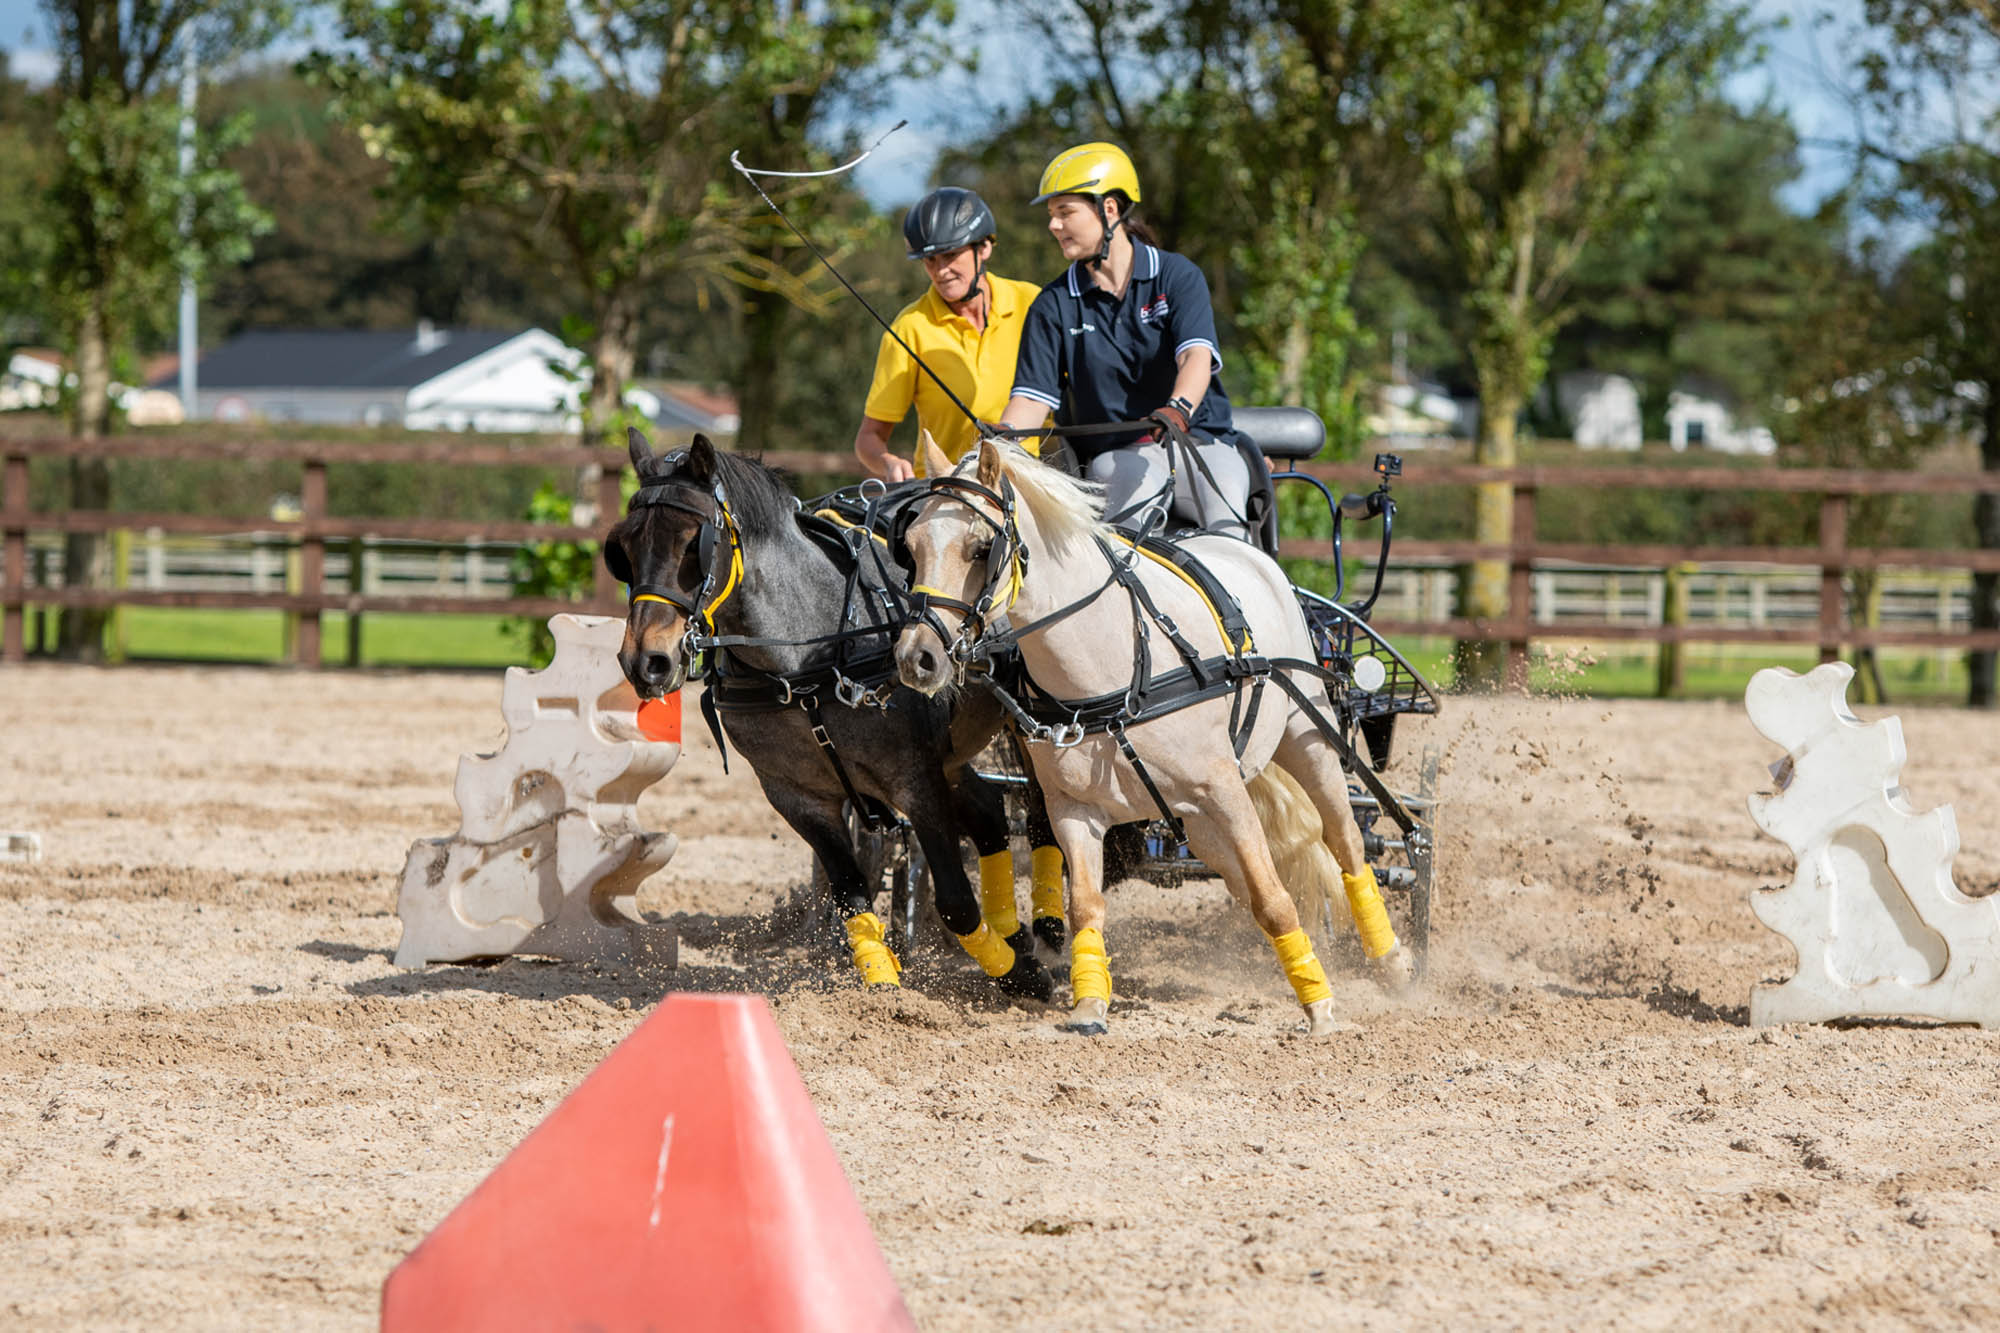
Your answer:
[1112,535,1254,655]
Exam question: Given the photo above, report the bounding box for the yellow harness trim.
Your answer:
[1270,927,1333,1007]
[632,593,672,606]
[978,852,1019,938]
[844,912,903,987]
[1070,927,1111,1003]
[1342,867,1399,960]
[702,504,746,626]
[1112,535,1254,655]
[812,508,889,548]
[957,921,1017,978]
[1030,846,1066,922]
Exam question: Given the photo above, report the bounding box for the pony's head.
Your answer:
[894,433,1104,696]
[603,427,738,698]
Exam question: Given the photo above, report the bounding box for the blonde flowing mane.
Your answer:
[960,441,1109,557]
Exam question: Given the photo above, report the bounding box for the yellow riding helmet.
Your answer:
[1031,142,1142,205]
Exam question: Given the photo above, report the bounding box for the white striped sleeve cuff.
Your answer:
[1010,385,1063,409]
[1176,338,1223,374]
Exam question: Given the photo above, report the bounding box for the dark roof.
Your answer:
[162,328,523,391]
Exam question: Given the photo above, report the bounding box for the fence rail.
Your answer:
[6,434,2000,668]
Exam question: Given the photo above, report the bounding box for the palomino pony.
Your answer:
[893,437,1411,1035]
[605,429,1060,1001]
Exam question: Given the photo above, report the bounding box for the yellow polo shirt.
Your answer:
[862,273,1044,476]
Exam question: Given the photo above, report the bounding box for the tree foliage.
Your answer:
[305,0,949,444]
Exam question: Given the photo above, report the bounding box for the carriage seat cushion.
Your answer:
[1233,406,1326,461]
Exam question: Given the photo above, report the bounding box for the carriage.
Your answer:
[828,406,1443,971]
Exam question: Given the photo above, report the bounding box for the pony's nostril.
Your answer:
[643,652,673,682]
[915,648,939,677]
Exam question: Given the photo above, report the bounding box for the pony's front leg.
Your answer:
[763,784,901,988]
[1046,798,1113,1035]
[1179,766,1342,1036]
[905,782,1053,1003]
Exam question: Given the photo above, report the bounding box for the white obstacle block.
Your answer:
[1,832,42,864]
[1745,662,2000,1028]
[395,614,681,969]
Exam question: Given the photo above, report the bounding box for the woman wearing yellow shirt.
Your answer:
[852,187,1043,481]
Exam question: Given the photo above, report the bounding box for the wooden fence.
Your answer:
[6,434,2000,669]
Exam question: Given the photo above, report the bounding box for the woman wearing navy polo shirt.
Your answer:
[995,142,1250,539]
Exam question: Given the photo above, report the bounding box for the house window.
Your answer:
[1685,419,1706,445]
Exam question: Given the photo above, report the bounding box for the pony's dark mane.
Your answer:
[645,448,798,538]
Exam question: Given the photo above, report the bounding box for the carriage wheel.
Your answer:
[1404,744,1441,975]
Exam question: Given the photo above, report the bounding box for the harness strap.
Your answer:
[1110,720,1184,841]
[801,693,884,833]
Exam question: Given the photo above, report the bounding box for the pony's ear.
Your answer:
[603,533,632,586]
[920,429,952,480]
[686,433,717,483]
[975,437,1004,490]
[627,426,656,475]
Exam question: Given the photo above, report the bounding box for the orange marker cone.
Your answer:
[381,994,913,1332]
[636,692,681,744]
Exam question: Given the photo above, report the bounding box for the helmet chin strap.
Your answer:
[1090,196,1126,269]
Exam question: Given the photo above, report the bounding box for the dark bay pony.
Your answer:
[604,428,1058,1001]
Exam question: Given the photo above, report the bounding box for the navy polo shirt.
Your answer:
[1010,243,1235,460]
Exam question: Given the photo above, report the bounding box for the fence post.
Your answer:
[108,527,131,663]
[1,449,25,663]
[1818,491,1848,665]
[595,464,622,611]
[1657,562,1691,698]
[1505,484,1536,692]
[298,459,325,667]
[346,536,365,668]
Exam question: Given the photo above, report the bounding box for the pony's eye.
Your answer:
[968,539,993,562]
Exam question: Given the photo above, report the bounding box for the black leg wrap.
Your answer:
[1032,915,1067,952]
[997,929,1054,1002]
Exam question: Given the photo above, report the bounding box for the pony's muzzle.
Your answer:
[895,623,953,695]
[620,611,688,699]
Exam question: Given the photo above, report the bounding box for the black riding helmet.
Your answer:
[903,186,996,259]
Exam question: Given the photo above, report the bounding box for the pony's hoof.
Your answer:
[1371,945,1415,994]
[1302,997,1341,1036]
[1061,997,1109,1036]
[996,942,1055,1003]
[1032,915,1067,953]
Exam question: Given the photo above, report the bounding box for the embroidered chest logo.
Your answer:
[1065,321,1098,336]
[1139,296,1172,327]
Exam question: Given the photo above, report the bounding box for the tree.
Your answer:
[30,2,278,658]
[1546,99,1841,433]
[1847,0,2000,704]
[307,0,947,446]
[0,51,59,345]
[1393,0,1753,681]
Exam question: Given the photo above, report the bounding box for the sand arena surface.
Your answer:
[3,662,1999,1329]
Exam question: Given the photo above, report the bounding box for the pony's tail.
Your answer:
[1246,763,1340,946]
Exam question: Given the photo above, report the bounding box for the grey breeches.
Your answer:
[1086,437,1251,539]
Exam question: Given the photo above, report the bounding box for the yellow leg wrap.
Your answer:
[1270,928,1333,1007]
[957,921,1017,978]
[1070,928,1112,1003]
[1343,867,1399,960]
[844,912,902,987]
[978,851,1020,938]
[1030,846,1066,922]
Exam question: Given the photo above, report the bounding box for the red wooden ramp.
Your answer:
[381,993,914,1333]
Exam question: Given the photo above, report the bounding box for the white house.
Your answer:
[1666,388,1776,456]
[5,348,184,423]
[158,324,737,435]
[1554,370,1643,450]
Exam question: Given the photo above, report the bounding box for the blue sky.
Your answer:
[1,0,1875,210]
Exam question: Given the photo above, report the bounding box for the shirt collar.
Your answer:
[1067,243,1160,298]
[920,275,993,326]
